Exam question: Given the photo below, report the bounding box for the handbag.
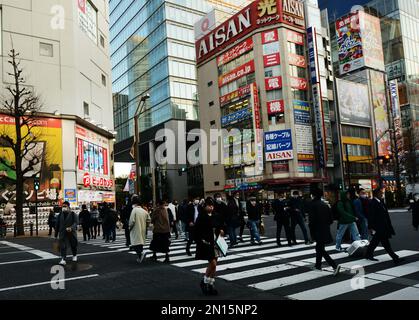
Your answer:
[215,236,228,257]
[52,240,60,253]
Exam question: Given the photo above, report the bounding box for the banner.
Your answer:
[265,76,283,91]
[293,101,310,125]
[265,130,294,162]
[221,108,252,127]
[289,53,306,68]
[287,30,304,45]
[264,53,281,67]
[217,38,254,66]
[262,29,278,44]
[78,0,97,44]
[218,60,255,87]
[390,80,403,153]
[361,11,385,72]
[0,117,63,208]
[336,78,371,127]
[290,76,308,90]
[267,100,285,115]
[251,84,264,174]
[220,85,251,106]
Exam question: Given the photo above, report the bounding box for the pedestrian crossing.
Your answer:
[81,233,419,300]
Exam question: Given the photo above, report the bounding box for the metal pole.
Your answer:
[35,192,38,236]
[134,113,140,195]
[345,143,351,190]
[241,163,245,200]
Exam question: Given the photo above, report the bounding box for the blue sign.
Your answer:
[307,27,318,84]
[221,108,252,127]
[264,129,294,162]
[293,100,311,125]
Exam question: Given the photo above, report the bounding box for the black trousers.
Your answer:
[366,234,399,260]
[124,225,131,246]
[132,245,143,258]
[59,234,78,259]
[82,225,91,241]
[315,242,337,269]
[186,228,195,252]
[239,218,246,238]
[276,219,292,245]
[172,222,178,239]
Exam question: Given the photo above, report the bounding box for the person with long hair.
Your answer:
[194,198,226,295]
[150,200,171,263]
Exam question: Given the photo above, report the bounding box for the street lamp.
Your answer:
[133,94,150,195]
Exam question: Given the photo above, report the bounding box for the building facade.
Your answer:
[111,0,252,201]
[197,0,338,197]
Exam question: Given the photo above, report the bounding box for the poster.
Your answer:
[265,130,294,162]
[293,101,310,125]
[298,161,314,173]
[0,116,63,208]
[78,0,97,44]
[295,125,314,158]
[361,11,385,72]
[336,79,371,127]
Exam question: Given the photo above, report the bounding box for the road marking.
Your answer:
[287,251,418,300]
[0,274,99,292]
[373,287,419,300]
[0,241,58,259]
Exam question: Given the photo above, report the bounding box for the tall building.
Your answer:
[0,0,114,129]
[110,0,252,201]
[196,0,340,198]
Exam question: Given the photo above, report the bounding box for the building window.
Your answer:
[100,35,105,48]
[209,101,214,107]
[214,181,220,186]
[102,74,107,86]
[289,65,306,78]
[208,81,213,87]
[210,120,216,126]
[39,42,53,57]
[291,89,308,101]
[84,102,90,116]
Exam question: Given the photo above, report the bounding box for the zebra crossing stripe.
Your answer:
[373,286,419,300]
[286,250,418,300]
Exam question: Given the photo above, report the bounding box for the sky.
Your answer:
[318,0,369,20]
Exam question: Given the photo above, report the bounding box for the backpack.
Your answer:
[331,202,340,221]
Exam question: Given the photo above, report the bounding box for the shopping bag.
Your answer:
[52,240,60,254]
[215,236,228,257]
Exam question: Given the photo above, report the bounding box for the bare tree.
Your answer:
[0,49,43,236]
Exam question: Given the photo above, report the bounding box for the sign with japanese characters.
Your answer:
[295,125,314,159]
[64,189,77,203]
[267,100,285,115]
[221,108,252,127]
[293,101,310,125]
[78,0,97,44]
[264,53,281,67]
[220,85,252,106]
[264,129,294,161]
[265,76,283,91]
[262,29,278,44]
[287,30,304,45]
[218,60,255,87]
[289,53,306,68]
[217,38,254,66]
[290,76,308,90]
[251,83,264,174]
[0,116,63,208]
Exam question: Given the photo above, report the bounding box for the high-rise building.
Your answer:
[110,0,252,201]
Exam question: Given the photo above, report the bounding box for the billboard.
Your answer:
[390,80,403,153]
[78,0,97,44]
[336,11,385,75]
[293,101,310,125]
[265,130,294,162]
[336,78,371,127]
[251,84,264,174]
[0,117,63,208]
[220,85,251,106]
[218,60,255,87]
[216,38,254,66]
[262,29,278,44]
[221,108,252,127]
[265,76,283,91]
[369,70,391,156]
[293,101,314,160]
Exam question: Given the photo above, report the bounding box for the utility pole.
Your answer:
[345,143,351,190]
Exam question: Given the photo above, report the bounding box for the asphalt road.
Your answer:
[0,207,418,302]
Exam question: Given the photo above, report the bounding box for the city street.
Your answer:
[0,208,418,300]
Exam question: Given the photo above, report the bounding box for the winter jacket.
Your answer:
[337,191,356,225]
[308,198,334,244]
[151,205,171,234]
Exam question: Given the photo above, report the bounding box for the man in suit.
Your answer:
[272,193,292,247]
[226,193,241,248]
[55,201,78,266]
[365,188,404,264]
[185,197,202,256]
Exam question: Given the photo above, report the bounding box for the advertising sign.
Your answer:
[220,85,251,106]
[267,100,285,115]
[195,10,216,40]
[196,0,306,64]
[369,70,391,156]
[295,125,314,158]
[251,84,264,174]
[262,29,279,44]
[298,161,314,173]
[293,101,310,125]
[289,53,306,68]
[217,38,254,66]
[336,79,371,127]
[265,130,294,162]
[287,30,304,45]
[64,189,77,203]
[221,108,252,127]
[290,76,308,90]
[390,80,403,152]
[218,60,255,87]
[265,76,283,91]
[0,117,63,208]
[264,53,281,67]
[307,27,318,83]
[361,11,385,72]
[78,0,97,44]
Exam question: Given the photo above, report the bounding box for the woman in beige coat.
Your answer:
[129,197,151,263]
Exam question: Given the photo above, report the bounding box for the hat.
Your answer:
[63,201,70,207]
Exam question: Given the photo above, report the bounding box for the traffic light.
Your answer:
[378,154,392,165]
[178,167,187,176]
[34,177,40,191]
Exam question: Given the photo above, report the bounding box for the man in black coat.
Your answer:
[226,193,241,248]
[289,191,310,245]
[308,189,341,275]
[185,197,202,256]
[365,188,404,264]
[272,193,292,247]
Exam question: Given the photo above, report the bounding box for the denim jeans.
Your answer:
[335,222,361,249]
[248,220,261,243]
[227,226,238,245]
[358,217,369,240]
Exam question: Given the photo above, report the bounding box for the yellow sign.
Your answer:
[258,0,277,17]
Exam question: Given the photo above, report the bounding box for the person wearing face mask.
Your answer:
[194,198,226,296]
[185,197,202,256]
[411,194,419,231]
[246,197,263,245]
[55,201,78,266]
[365,188,404,264]
[226,193,241,248]
[353,189,369,240]
[272,193,292,247]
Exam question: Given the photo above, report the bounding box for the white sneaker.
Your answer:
[59,259,66,266]
[333,265,342,276]
[72,256,78,262]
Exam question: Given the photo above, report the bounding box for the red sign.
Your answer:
[267,100,285,115]
[252,84,261,130]
[265,77,283,91]
[0,115,62,128]
[282,0,305,28]
[83,172,114,188]
[78,139,84,170]
[218,60,255,87]
[263,53,281,67]
[217,38,254,66]
[103,148,109,175]
[75,126,88,137]
[83,172,91,188]
[290,77,308,90]
[289,53,306,67]
[287,30,304,45]
[78,0,86,14]
[220,85,251,106]
[262,29,278,44]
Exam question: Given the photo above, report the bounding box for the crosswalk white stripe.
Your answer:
[287,250,418,300]
[373,287,419,300]
[190,245,330,272]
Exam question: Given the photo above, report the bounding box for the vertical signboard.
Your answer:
[390,80,403,153]
[293,101,314,160]
[78,0,98,44]
[251,83,264,175]
[264,130,294,161]
[307,26,326,168]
